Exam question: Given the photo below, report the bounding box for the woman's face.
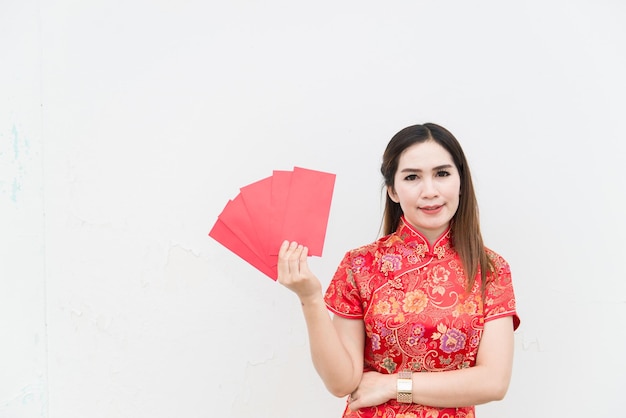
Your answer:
[388,140,461,243]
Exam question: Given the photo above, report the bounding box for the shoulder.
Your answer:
[482,247,520,329]
[345,233,399,258]
[339,233,398,273]
[485,247,511,275]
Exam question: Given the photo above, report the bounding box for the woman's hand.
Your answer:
[277,241,322,302]
[347,371,395,411]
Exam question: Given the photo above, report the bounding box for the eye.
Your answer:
[404,174,418,181]
[436,170,451,177]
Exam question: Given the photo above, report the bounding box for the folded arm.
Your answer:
[349,316,515,410]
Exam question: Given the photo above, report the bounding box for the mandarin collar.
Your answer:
[376,218,454,278]
[395,216,453,260]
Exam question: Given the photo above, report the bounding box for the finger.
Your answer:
[347,396,360,412]
[278,241,300,279]
[277,240,292,277]
[288,244,303,273]
[280,241,299,261]
[298,246,310,273]
[277,240,290,258]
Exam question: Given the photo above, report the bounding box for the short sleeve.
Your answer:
[484,252,521,330]
[324,251,364,319]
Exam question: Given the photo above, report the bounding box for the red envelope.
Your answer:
[209,218,278,279]
[209,167,335,280]
[239,176,273,259]
[218,195,264,260]
[271,167,335,256]
[268,170,293,256]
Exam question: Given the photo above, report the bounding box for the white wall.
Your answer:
[1,1,47,417]
[2,1,625,417]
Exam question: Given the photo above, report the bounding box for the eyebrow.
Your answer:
[399,164,454,173]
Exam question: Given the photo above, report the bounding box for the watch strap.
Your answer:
[396,370,413,403]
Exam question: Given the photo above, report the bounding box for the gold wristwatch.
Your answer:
[396,370,413,403]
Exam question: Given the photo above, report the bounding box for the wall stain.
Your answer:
[0,123,30,204]
[0,379,47,417]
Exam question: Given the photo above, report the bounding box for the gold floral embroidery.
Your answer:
[390,297,405,323]
[453,298,479,317]
[403,290,428,314]
[428,265,450,295]
[374,300,391,315]
[433,244,446,259]
[415,243,428,258]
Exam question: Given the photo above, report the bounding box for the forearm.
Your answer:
[374,320,513,408]
[364,364,510,411]
[300,294,361,397]
[276,242,364,398]
[411,364,511,407]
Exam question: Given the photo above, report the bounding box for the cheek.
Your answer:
[452,179,461,196]
[447,182,461,206]
[394,183,417,202]
[452,186,461,211]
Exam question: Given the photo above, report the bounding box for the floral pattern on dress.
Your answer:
[324,217,519,418]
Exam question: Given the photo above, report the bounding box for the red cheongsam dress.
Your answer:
[324,217,520,418]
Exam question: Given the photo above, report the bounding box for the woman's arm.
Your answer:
[277,241,365,397]
[348,316,515,410]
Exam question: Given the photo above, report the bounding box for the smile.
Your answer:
[420,205,443,213]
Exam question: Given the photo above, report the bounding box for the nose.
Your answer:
[421,178,438,198]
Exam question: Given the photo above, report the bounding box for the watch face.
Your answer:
[397,379,412,392]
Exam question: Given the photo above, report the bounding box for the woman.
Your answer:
[278,123,520,417]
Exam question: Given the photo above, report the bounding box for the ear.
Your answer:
[387,185,399,203]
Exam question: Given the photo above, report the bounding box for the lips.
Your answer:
[419,204,443,214]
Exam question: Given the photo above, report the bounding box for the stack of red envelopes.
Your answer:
[209,167,336,280]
